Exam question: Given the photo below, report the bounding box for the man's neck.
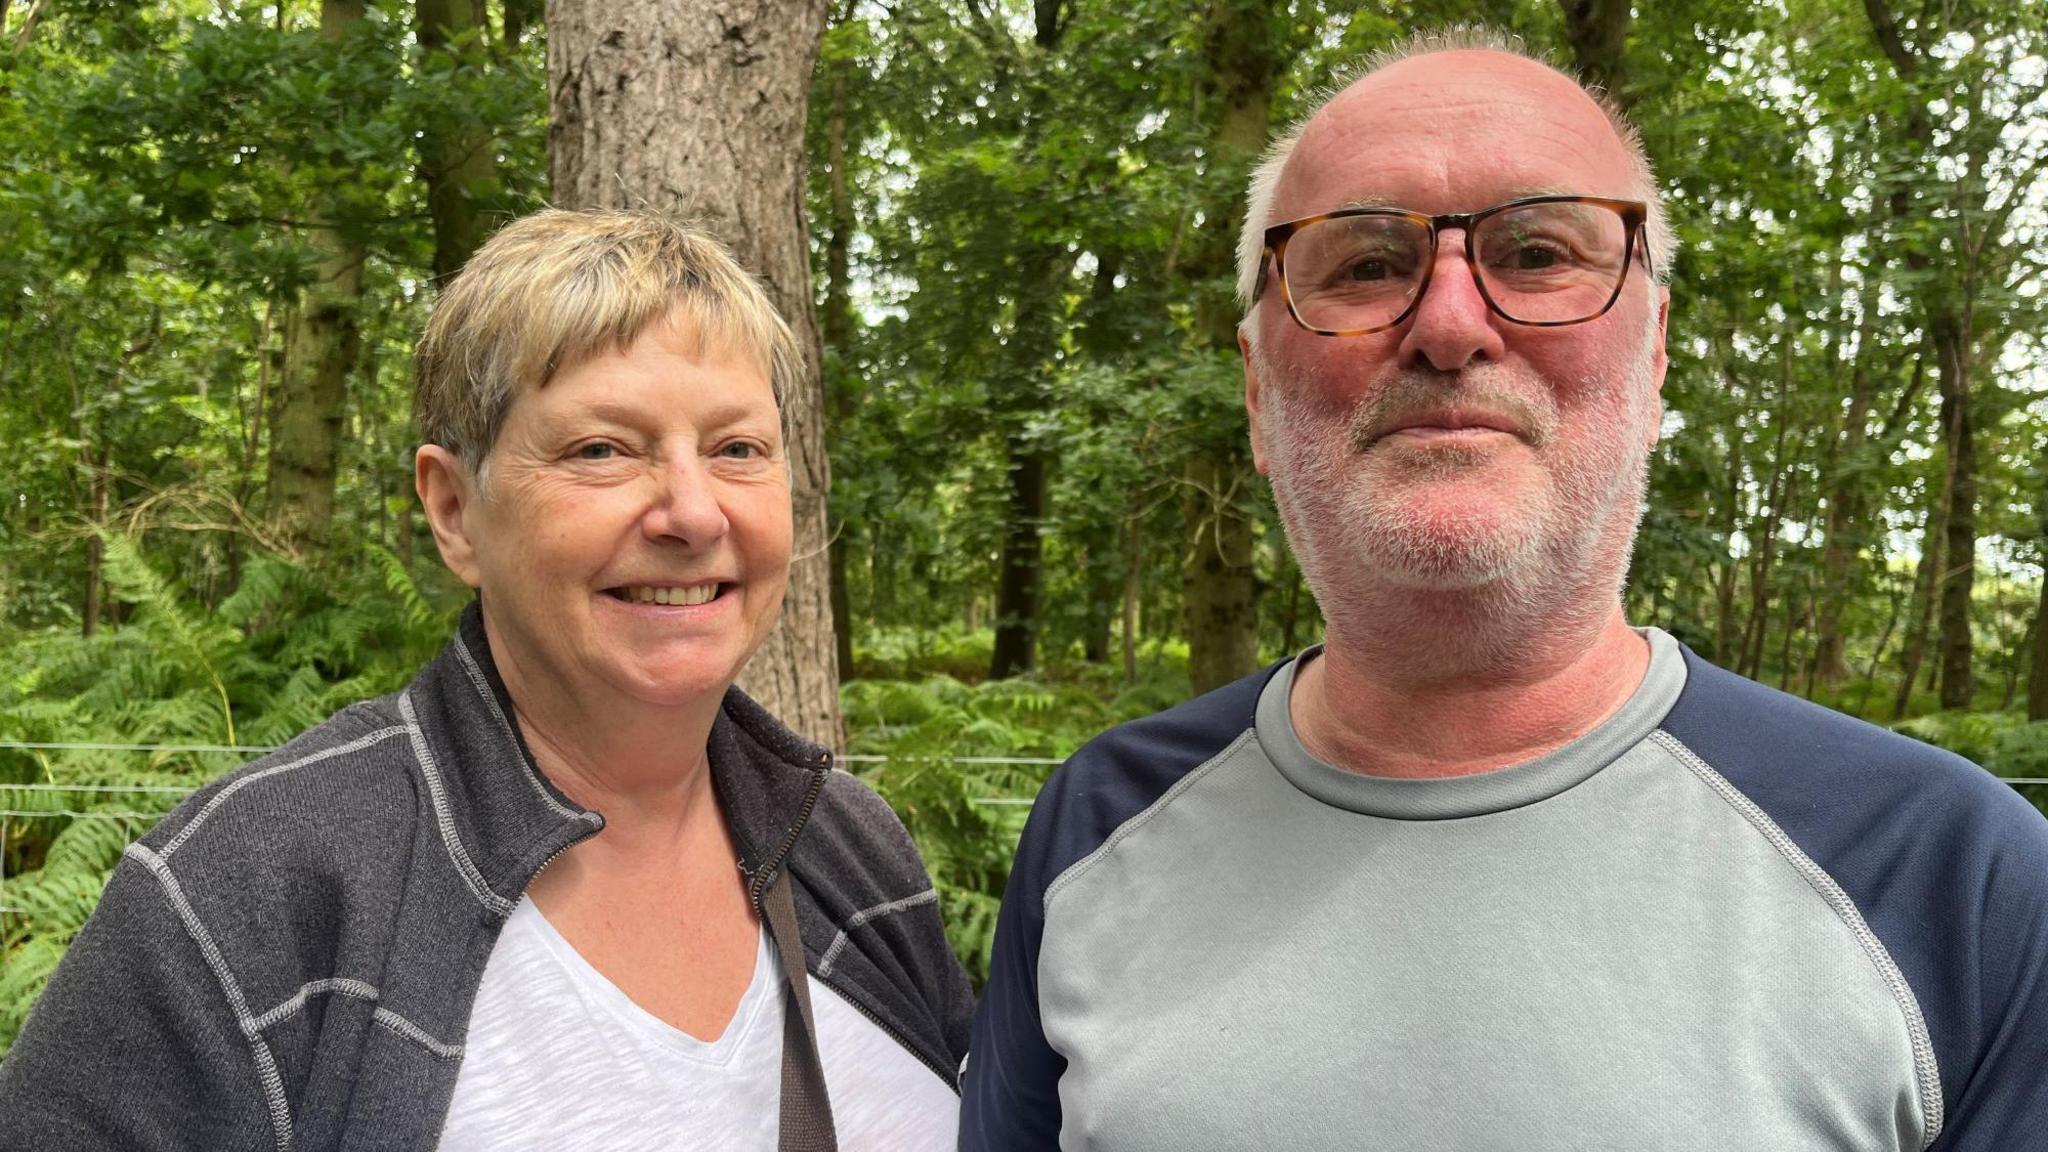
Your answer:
[1292,606,1650,779]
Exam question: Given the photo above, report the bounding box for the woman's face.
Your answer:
[424,312,792,713]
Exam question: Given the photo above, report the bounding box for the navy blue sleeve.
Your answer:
[1662,648,2048,1151]
[959,666,1277,1151]
[958,775,1068,1152]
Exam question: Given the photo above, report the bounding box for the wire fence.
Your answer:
[5,739,2046,915]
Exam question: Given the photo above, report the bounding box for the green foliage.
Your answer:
[1892,710,2031,767]
[4,0,2047,1061]
[842,648,1194,983]
[0,534,464,1053]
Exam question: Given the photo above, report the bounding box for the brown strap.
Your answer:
[763,867,839,1152]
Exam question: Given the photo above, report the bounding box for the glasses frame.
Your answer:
[1257,194,1651,337]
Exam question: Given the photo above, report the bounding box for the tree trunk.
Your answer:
[266,0,368,559]
[81,443,108,638]
[1933,315,1976,709]
[1180,0,1282,695]
[417,0,500,283]
[547,0,841,744]
[986,236,1060,679]
[503,0,539,47]
[1183,452,1258,692]
[1894,485,1948,719]
[1710,400,1746,665]
[1081,534,1117,664]
[1122,507,1143,686]
[1558,0,1631,102]
[991,445,1049,678]
[1813,290,1882,684]
[821,33,857,684]
[985,5,1071,681]
[2029,563,2048,722]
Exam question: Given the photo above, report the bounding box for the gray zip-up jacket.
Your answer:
[0,605,974,1151]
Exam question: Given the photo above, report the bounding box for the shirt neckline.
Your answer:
[514,897,778,1064]
[1254,627,1687,820]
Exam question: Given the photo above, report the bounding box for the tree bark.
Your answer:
[417,0,500,284]
[990,443,1050,678]
[502,0,539,47]
[82,444,108,638]
[1933,314,1977,709]
[821,31,857,684]
[2030,559,2048,722]
[266,0,368,558]
[1183,452,1258,692]
[1894,481,1948,719]
[1558,0,1631,102]
[1122,507,1143,686]
[985,4,1071,680]
[1180,0,1282,695]
[1813,267,1883,684]
[547,0,841,745]
[987,236,1063,680]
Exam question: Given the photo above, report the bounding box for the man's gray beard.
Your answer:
[1257,340,1658,656]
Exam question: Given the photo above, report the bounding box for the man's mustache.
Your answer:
[1345,370,1559,452]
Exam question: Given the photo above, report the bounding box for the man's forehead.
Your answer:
[1279,50,1632,219]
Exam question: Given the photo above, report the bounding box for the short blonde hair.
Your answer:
[414,208,801,472]
[1236,27,1677,320]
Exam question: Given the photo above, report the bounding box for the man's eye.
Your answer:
[1513,246,1560,270]
[1343,258,1391,282]
[718,441,762,460]
[574,442,616,461]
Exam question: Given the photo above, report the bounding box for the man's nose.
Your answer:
[1396,233,1507,372]
[642,455,730,547]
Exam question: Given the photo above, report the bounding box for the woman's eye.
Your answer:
[574,442,616,461]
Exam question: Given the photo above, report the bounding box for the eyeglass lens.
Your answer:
[1283,201,1631,332]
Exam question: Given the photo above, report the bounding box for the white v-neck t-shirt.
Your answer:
[437,897,957,1151]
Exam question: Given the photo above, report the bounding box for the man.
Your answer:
[960,30,2048,1152]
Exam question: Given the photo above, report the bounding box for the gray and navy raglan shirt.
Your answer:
[960,629,2048,1151]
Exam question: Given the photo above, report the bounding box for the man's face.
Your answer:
[1246,51,1668,606]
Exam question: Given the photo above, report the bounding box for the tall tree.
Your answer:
[265,0,370,557]
[1863,0,2047,710]
[986,0,1073,680]
[547,0,842,744]
[1558,0,1630,100]
[1180,0,1285,694]
[415,0,499,283]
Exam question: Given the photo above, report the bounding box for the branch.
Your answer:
[1862,0,1919,78]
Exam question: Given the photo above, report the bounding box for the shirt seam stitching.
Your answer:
[816,888,939,977]
[1042,728,1257,917]
[1649,727,1944,1147]
[159,726,409,861]
[399,688,515,918]
[451,633,588,823]
[124,841,296,1152]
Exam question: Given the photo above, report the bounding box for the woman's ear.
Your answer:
[416,445,484,588]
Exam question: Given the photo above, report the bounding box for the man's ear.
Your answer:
[1241,327,1272,476]
[416,445,485,588]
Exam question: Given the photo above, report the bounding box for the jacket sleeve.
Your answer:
[959,794,1067,1151]
[0,847,276,1152]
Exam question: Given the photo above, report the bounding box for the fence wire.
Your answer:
[4,740,2044,913]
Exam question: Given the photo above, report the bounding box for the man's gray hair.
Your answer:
[1234,27,1677,329]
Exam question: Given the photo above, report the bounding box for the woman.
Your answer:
[0,209,973,1151]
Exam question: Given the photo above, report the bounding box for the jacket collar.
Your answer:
[397,601,832,917]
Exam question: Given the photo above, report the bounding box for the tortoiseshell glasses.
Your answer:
[1256,195,1651,337]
